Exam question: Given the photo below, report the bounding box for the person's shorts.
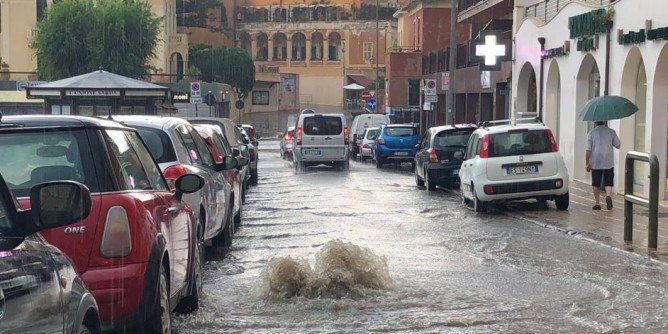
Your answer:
[591,168,614,188]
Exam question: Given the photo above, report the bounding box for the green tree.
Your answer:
[32,0,161,80]
[189,46,255,99]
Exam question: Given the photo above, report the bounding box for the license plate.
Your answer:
[506,165,538,175]
[395,152,409,156]
[452,169,459,176]
[304,149,321,156]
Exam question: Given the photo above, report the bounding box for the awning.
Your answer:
[347,75,371,87]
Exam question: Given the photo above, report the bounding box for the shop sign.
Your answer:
[618,21,668,45]
[577,36,598,52]
[568,9,608,52]
[541,41,570,59]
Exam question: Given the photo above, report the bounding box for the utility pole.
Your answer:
[446,0,458,125]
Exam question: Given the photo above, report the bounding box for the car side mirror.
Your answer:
[232,148,240,157]
[235,156,249,168]
[415,144,420,149]
[26,181,92,234]
[222,156,239,170]
[174,174,205,201]
[454,150,464,160]
[240,144,249,152]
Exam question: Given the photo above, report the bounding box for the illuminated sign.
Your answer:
[473,30,511,71]
[171,92,190,103]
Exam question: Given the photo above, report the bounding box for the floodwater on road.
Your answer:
[175,140,668,333]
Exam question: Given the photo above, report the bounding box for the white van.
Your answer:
[293,112,349,170]
[349,113,390,158]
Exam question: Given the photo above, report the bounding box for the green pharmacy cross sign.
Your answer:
[473,31,511,71]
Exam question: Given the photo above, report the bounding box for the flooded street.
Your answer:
[175,140,668,333]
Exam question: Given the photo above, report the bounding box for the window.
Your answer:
[175,125,203,165]
[489,130,552,157]
[212,131,233,156]
[36,0,47,21]
[252,91,270,105]
[188,126,216,167]
[126,131,168,191]
[434,129,474,149]
[465,134,479,159]
[303,116,342,136]
[135,127,178,164]
[363,42,374,62]
[0,129,95,197]
[384,127,417,136]
[104,130,152,191]
[0,189,13,230]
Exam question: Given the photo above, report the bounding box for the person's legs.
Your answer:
[591,169,603,209]
[602,168,615,209]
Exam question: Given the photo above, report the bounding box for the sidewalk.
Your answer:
[506,180,668,262]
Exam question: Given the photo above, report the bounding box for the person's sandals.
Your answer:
[592,204,602,210]
[606,196,613,210]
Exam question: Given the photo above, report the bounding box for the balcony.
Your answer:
[523,0,618,23]
[458,0,508,22]
[387,46,421,53]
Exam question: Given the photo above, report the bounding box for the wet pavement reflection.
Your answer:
[175,140,668,333]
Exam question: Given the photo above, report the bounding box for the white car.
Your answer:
[458,118,570,213]
[358,127,379,162]
[115,115,239,248]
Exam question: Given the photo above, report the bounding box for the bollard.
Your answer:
[623,151,660,249]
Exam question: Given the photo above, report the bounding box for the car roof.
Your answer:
[476,122,549,134]
[429,124,477,133]
[1,114,131,130]
[112,115,189,130]
[383,123,416,128]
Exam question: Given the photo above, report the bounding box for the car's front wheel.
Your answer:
[415,168,424,187]
[555,192,569,210]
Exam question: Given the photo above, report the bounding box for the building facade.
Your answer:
[0,0,187,82]
[513,0,668,200]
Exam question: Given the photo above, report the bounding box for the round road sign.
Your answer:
[235,100,245,110]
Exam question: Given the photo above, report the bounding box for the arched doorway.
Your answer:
[516,62,537,116]
[574,54,601,181]
[239,32,252,55]
[311,32,324,60]
[256,33,268,61]
[620,47,647,194]
[328,32,341,61]
[545,59,561,142]
[654,44,668,199]
[169,52,184,83]
[272,33,287,60]
[292,33,306,60]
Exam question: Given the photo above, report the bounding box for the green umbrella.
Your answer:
[578,95,639,121]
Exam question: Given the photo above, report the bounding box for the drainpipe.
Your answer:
[537,37,545,119]
[604,20,612,96]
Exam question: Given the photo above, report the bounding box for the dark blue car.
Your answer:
[372,124,420,168]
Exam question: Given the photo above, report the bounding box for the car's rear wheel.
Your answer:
[555,192,569,210]
[460,187,469,205]
[473,184,486,213]
[250,168,258,185]
[375,155,383,169]
[425,169,436,191]
[415,169,424,187]
[145,264,170,334]
[234,205,242,228]
[78,324,92,334]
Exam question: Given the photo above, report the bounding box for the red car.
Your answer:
[193,124,249,229]
[0,115,205,332]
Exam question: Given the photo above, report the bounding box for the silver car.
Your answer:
[0,173,101,333]
[115,116,238,248]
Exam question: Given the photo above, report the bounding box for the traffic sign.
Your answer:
[361,90,371,100]
[235,100,245,110]
[424,95,438,103]
[204,92,216,106]
[366,98,377,111]
[424,79,437,95]
[190,82,201,97]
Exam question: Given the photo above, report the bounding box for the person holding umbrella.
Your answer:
[586,121,621,210]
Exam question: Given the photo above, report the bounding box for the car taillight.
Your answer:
[344,127,349,145]
[163,164,187,191]
[363,143,371,148]
[546,129,558,152]
[249,128,255,139]
[427,148,438,163]
[284,134,293,141]
[296,127,303,146]
[480,134,490,158]
[100,206,132,258]
[484,185,494,194]
[377,138,385,145]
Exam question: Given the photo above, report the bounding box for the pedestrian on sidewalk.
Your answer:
[586,121,621,210]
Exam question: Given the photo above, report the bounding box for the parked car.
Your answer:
[239,127,259,184]
[349,113,390,159]
[358,127,379,162]
[372,124,420,169]
[279,126,295,160]
[193,123,249,229]
[0,115,204,332]
[187,117,253,191]
[293,112,349,171]
[239,123,260,147]
[458,118,570,213]
[114,115,238,249]
[0,173,101,333]
[414,124,476,191]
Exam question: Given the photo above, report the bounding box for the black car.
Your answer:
[414,124,476,190]
[0,173,101,333]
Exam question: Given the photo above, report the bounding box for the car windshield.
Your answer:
[384,127,417,137]
[489,129,552,157]
[434,129,473,148]
[0,129,97,197]
[303,116,342,136]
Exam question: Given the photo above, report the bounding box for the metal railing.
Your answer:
[623,151,660,249]
[524,0,617,23]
